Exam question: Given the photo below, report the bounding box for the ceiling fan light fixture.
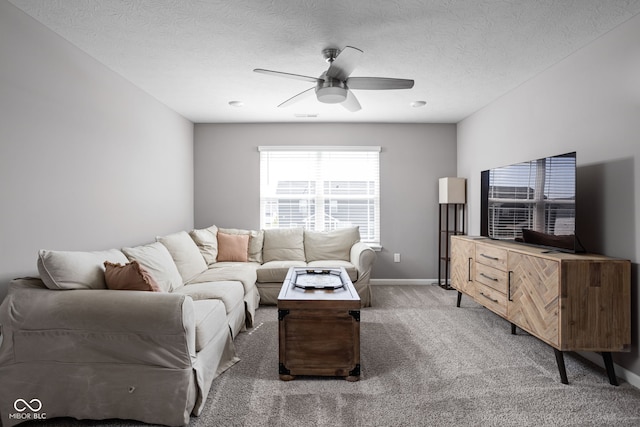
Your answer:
[316,86,347,104]
[255,46,414,111]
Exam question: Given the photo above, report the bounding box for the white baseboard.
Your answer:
[578,352,640,389]
[370,279,439,286]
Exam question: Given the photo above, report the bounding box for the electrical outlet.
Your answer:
[394,253,401,263]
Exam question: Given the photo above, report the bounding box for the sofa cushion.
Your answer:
[218,228,264,263]
[190,263,259,295]
[304,227,360,262]
[175,281,244,315]
[191,299,228,352]
[307,260,358,282]
[157,231,208,283]
[189,225,218,265]
[217,232,249,262]
[262,228,305,263]
[37,248,129,290]
[207,261,261,271]
[256,260,307,283]
[122,242,183,292]
[103,260,163,292]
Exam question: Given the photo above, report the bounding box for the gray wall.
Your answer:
[457,13,640,377]
[194,123,457,281]
[0,1,195,301]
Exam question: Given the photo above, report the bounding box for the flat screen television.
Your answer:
[480,152,579,253]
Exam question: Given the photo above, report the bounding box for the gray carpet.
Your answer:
[24,285,640,426]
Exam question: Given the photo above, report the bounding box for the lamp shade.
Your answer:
[439,177,466,204]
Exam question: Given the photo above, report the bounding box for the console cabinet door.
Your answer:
[508,252,560,347]
[451,237,474,297]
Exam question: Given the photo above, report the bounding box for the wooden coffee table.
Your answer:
[277,267,361,381]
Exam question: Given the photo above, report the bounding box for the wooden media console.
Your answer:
[451,235,631,385]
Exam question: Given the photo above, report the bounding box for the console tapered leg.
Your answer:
[554,349,568,384]
[511,323,517,335]
[456,291,462,307]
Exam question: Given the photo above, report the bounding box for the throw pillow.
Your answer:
[189,225,218,265]
[217,232,249,262]
[103,260,163,292]
[218,227,264,263]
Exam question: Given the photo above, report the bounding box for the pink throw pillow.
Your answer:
[104,260,163,292]
[217,232,249,262]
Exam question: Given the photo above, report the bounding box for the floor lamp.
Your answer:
[438,177,466,290]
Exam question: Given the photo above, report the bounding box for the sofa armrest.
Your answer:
[350,242,376,283]
[0,278,196,368]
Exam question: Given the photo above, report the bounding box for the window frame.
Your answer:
[258,146,381,246]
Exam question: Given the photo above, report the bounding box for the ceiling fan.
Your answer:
[254,46,414,112]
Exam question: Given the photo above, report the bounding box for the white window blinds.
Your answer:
[259,146,380,245]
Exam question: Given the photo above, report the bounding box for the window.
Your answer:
[259,146,380,245]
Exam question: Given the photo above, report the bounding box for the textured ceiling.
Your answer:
[8,0,640,123]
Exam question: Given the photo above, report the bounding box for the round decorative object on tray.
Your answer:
[292,268,345,290]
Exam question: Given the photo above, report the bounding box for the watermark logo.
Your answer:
[14,399,42,412]
[8,398,46,420]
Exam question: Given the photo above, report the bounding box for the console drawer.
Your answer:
[475,243,507,270]
[475,282,507,317]
[475,262,508,293]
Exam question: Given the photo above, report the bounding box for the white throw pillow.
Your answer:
[157,231,208,283]
[262,228,305,263]
[304,227,360,262]
[37,249,129,290]
[189,225,218,265]
[122,242,184,292]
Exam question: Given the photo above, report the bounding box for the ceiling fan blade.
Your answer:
[278,87,316,108]
[254,68,319,84]
[341,90,362,112]
[326,46,363,81]
[346,77,415,90]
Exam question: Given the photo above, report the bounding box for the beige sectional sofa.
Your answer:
[195,225,375,306]
[0,226,374,426]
